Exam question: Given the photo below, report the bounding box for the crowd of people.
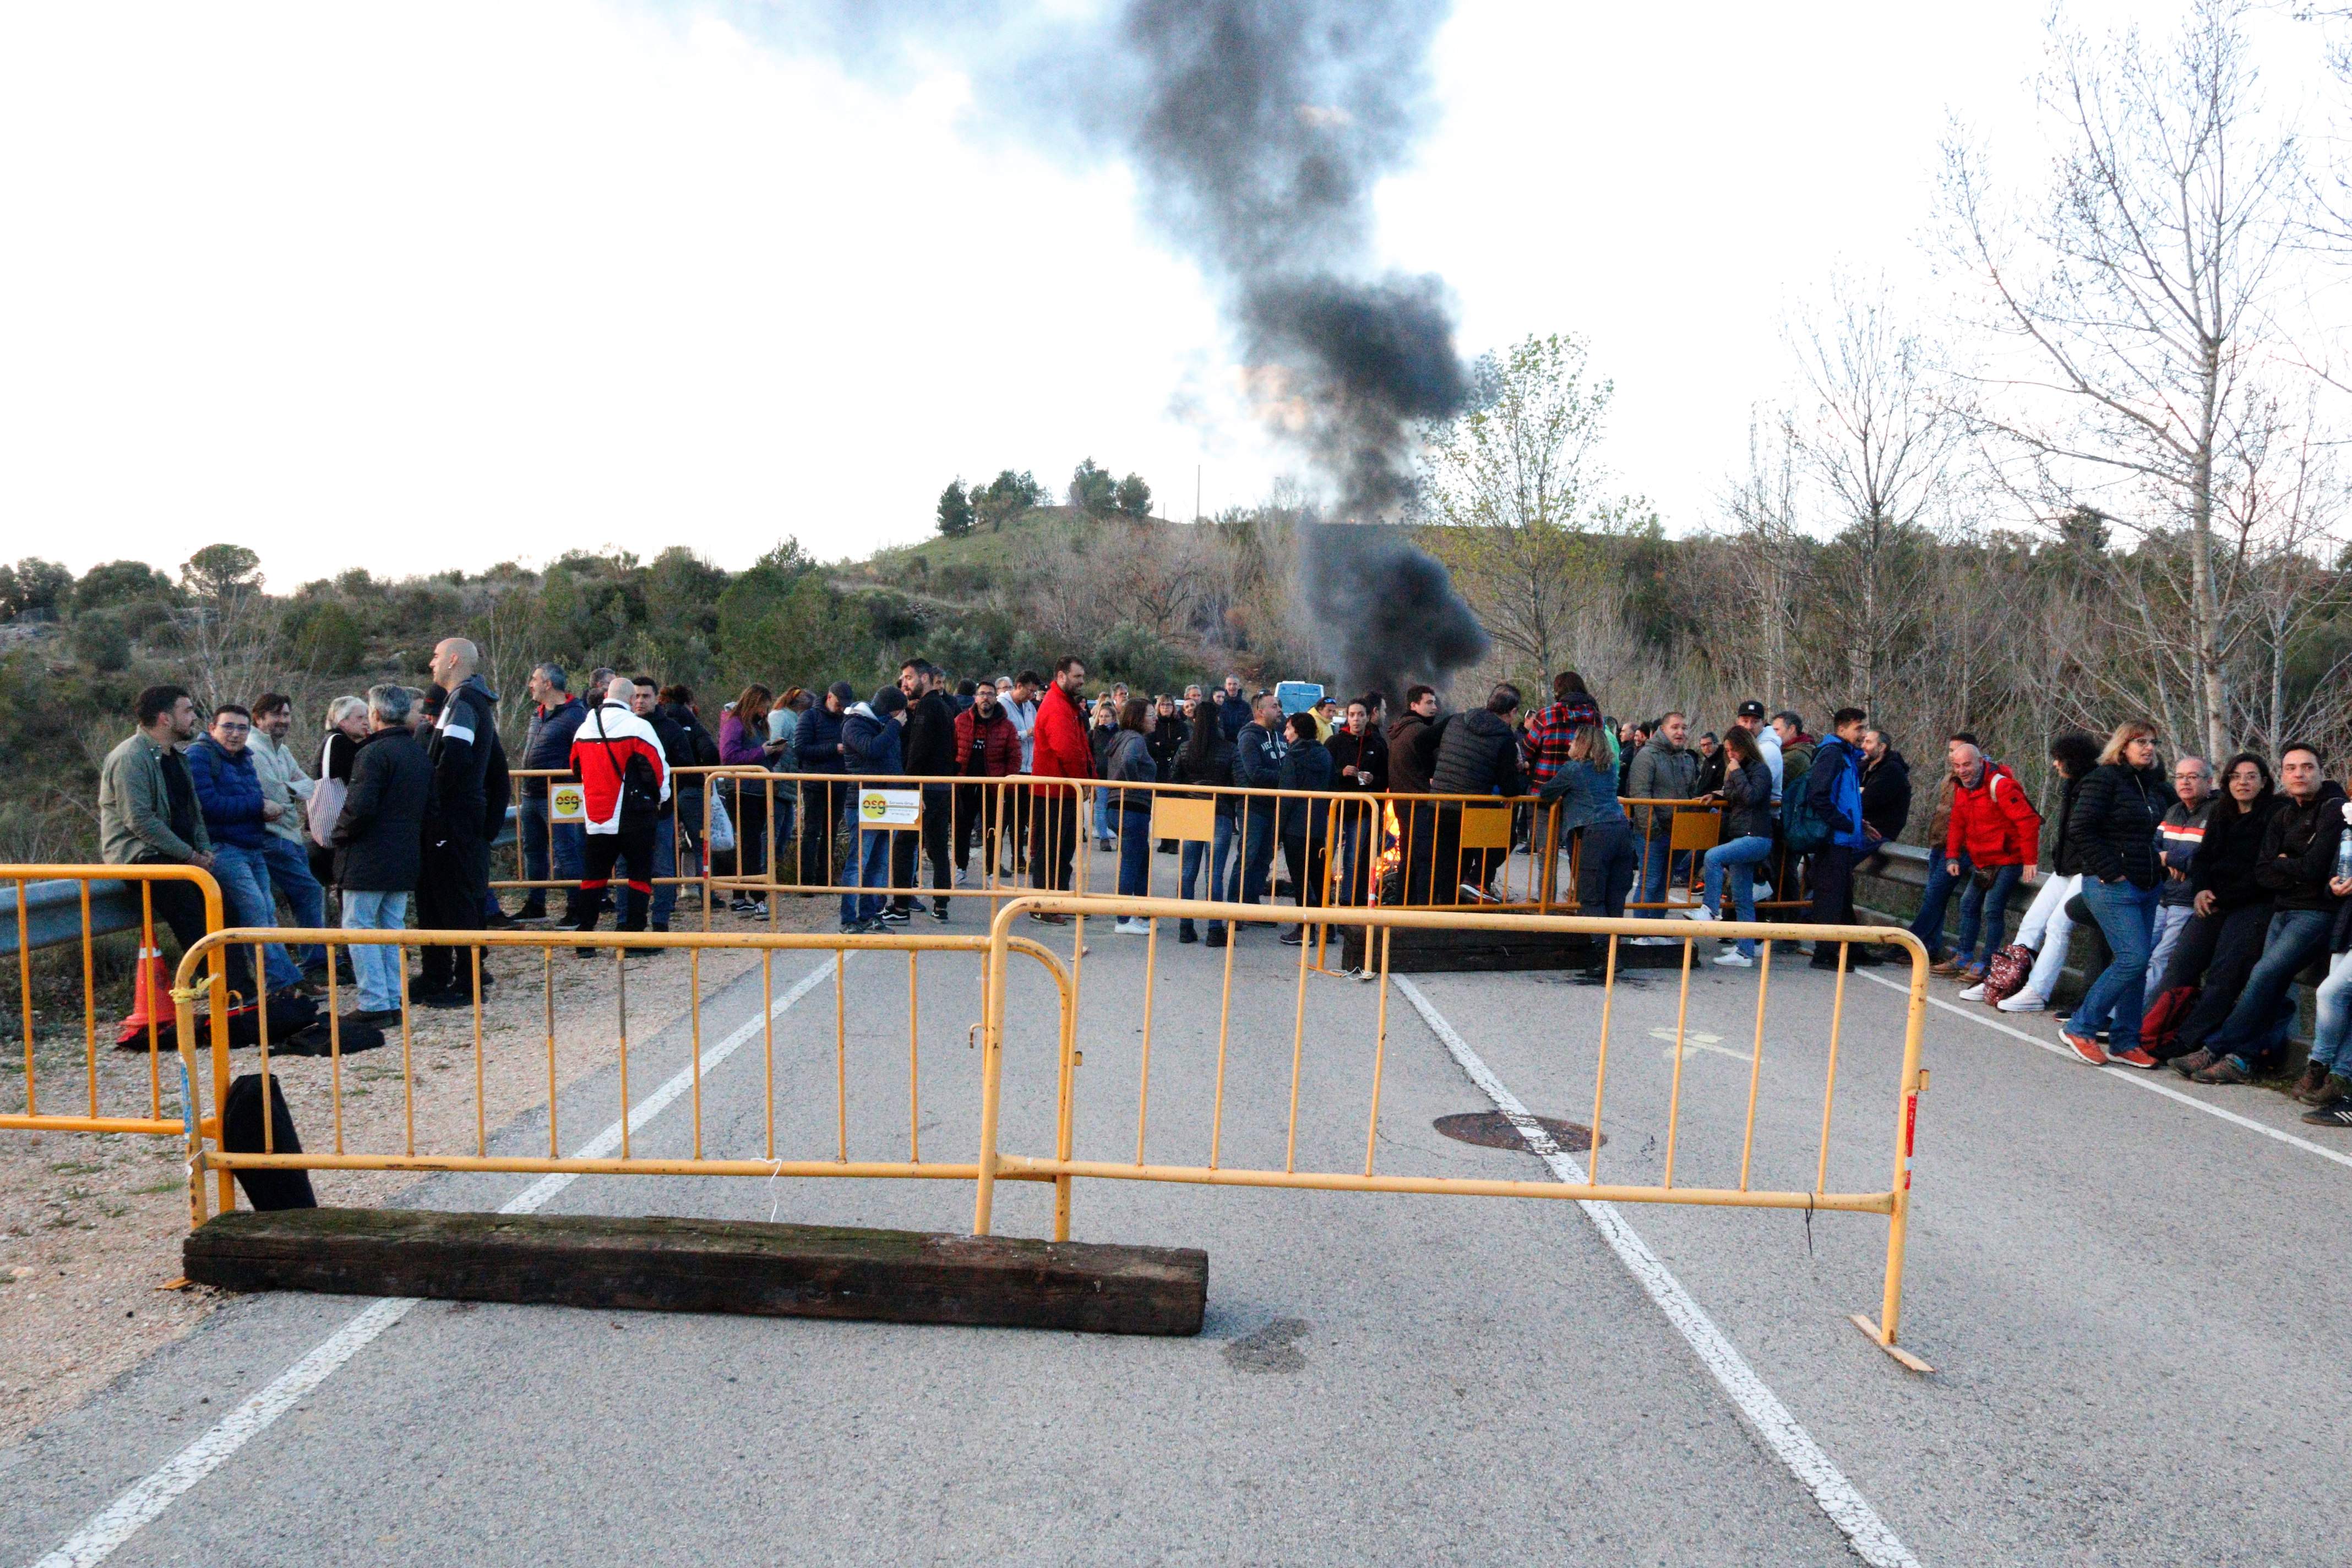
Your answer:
[88,644,2352,1127]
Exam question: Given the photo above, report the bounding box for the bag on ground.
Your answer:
[1980,944,2034,1003]
[220,1071,317,1211]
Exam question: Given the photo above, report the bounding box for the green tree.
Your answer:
[0,559,74,621]
[976,469,1043,531]
[937,478,974,538]
[181,543,263,600]
[1114,473,1153,519]
[74,560,175,614]
[1069,458,1117,518]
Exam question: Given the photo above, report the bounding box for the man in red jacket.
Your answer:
[567,676,672,950]
[1939,741,2043,979]
[1029,655,1095,914]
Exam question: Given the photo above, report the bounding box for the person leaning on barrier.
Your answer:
[1386,684,1444,903]
[187,702,308,997]
[514,662,587,924]
[1803,707,1882,968]
[100,683,259,1004]
[2053,721,2170,1066]
[1327,695,1387,907]
[416,637,510,1006]
[1624,711,1698,923]
[247,693,329,981]
[1683,722,1776,967]
[567,676,671,952]
[2177,743,2348,1086]
[632,677,696,933]
[330,684,432,1025]
[1533,694,1635,978]
[1428,683,1526,905]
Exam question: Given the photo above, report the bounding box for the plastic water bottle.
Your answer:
[2337,818,2352,883]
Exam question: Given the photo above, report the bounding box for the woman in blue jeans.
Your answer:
[2060,721,2168,1066]
[1103,700,1159,934]
[1691,726,1776,966]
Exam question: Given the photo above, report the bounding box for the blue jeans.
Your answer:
[1239,809,1278,908]
[1702,834,1774,959]
[840,827,893,926]
[2070,879,2159,1047]
[1636,832,1686,917]
[1092,785,1114,845]
[1952,862,2023,968]
[649,816,678,928]
[2145,901,2193,1001]
[518,797,584,912]
[341,890,410,1012]
[260,834,326,970]
[1115,804,1152,896]
[1907,851,1971,956]
[210,842,303,992]
[2210,908,2336,1067]
[1180,815,1240,934]
[2311,950,2352,1079]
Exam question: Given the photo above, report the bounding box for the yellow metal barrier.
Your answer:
[2,864,232,1147]
[975,893,1932,1364]
[165,924,1079,1233]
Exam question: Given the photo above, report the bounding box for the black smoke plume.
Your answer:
[767,0,1493,694]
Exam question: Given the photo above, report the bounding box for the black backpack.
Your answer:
[592,709,662,832]
[220,1072,317,1211]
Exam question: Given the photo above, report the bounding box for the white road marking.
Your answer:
[1852,970,2352,1175]
[1394,976,1921,1568]
[26,954,843,1568]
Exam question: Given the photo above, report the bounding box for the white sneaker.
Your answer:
[1630,935,1680,948]
[1713,949,1754,967]
[954,868,970,888]
[1666,889,1696,906]
[1678,905,1716,922]
[1996,992,2048,1014]
[1957,983,1986,1002]
[1114,917,1150,936]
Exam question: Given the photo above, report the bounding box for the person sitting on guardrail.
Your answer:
[2059,721,2174,1067]
[567,676,672,953]
[330,684,432,1023]
[1964,731,2098,1010]
[187,701,308,997]
[247,693,328,979]
[839,684,908,934]
[2147,753,2276,1066]
[100,683,257,1003]
[1938,739,2041,984]
[1682,722,1774,967]
[1859,727,1912,853]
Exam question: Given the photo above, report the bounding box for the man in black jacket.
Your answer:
[894,660,958,921]
[2194,744,2348,1083]
[332,685,433,1024]
[633,677,698,932]
[515,662,587,921]
[416,638,510,1006]
[1231,692,1288,920]
[1429,684,1526,903]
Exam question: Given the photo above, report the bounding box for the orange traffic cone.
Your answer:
[115,946,173,1050]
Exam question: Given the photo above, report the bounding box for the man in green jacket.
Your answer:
[99,684,254,998]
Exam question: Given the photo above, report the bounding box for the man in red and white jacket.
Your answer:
[565,677,672,946]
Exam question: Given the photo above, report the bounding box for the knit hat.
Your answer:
[871,685,907,716]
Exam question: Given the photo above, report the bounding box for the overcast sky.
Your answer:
[0,1,2335,585]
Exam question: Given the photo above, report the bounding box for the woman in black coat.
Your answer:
[1275,711,1333,946]
[2154,752,2279,1063]
[1173,703,1238,945]
[2059,721,2169,1066]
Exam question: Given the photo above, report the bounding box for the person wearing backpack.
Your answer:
[1939,739,2043,983]
[566,676,671,950]
[1802,708,1883,968]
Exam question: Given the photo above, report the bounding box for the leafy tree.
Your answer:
[1114,473,1153,519]
[976,469,1044,531]
[0,558,73,621]
[181,543,263,600]
[286,600,367,673]
[1069,458,1118,518]
[75,560,175,613]
[68,610,131,672]
[937,478,974,538]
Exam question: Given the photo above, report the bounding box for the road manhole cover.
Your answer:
[1433,1112,1599,1152]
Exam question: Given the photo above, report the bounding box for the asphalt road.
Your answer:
[6,899,2350,1566]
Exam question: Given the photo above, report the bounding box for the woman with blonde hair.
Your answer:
[2059,720,2169,1067]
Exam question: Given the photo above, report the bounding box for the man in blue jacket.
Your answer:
[838,685,908,933]
[186,703,306,995]
[1805,706,1885,968]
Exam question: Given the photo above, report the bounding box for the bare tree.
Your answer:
[1939,0,2301,759]
[1716,410,1811,704]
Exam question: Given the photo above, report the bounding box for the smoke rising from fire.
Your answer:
[783,0,1492,698]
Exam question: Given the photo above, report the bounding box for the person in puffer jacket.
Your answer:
[565,678,671,945]
[1940,742,2044,982]
[2057,721,2170,1066]
[1427,684,1526,905]
[837,685,907,931]
[1803,708,1882,967]
[187,703,304,993]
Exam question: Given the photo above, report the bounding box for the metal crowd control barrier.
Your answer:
[711,772,1805,924]
[974,894,1934,1365]
[165,925,1077,1232]
[499,764,754,927]
[2,865,231,1146]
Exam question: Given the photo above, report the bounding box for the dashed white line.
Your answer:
[1851,969,2352,1175]
[1393,975,1921,1568]
[26,954,843,1568]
